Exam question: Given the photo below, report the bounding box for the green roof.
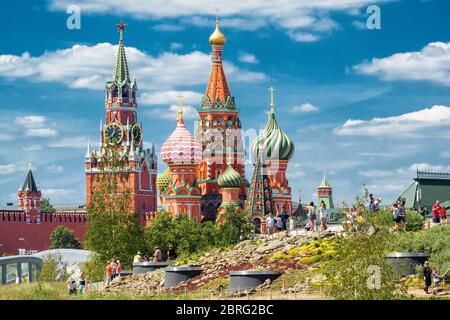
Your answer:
[21,169,39,192]
[399,172,450,210]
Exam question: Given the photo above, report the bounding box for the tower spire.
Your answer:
[177,93,184,123]
[269,86,276,115]
[113,21,130,84]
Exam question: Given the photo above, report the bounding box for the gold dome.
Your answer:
[209,18,226,46]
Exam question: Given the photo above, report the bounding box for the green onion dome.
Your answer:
[156,168,171,192]
[217,165,242,188]
[251,104,295,162]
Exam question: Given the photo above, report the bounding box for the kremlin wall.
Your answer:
[0,20,335,255]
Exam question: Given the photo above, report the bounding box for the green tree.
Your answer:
[41,198,56,213]
[49,226,81,249]
[215,207,252,247]
[324,230,406,300]
[84,145,145,269]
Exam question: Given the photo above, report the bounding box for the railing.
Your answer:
[0,255,43,285]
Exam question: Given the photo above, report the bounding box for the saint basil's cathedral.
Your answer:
[0,20,335,254]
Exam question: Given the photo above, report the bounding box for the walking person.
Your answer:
[266,213,275,235]
[153,247,162,262]
[116,260,122,277]
[423,261,432,294]
[306,202,316,231]
[281,209,289,231]
[432,201,441,224]
[275,213,283,232]
[105,261,113,286]
[432,267,440,295]
[440,205,447,224]
[319,201,328,231]
[167,245,177,262]
[78,273,86,295]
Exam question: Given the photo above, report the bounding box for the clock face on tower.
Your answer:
[104,122,124,145]
[131,123,142,147]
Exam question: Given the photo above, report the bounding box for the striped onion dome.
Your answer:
[217,165,241,188]
[160,106,202,165]
[156,168,171,191]
[251,93,294,162]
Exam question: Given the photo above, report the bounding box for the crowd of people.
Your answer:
[265,211,290,234]
[66,273,86,295]
[423,260,448,295]
[104,260,122,286]
[133,245,177,264]
[431,201,448,224]
[303,200,328,232]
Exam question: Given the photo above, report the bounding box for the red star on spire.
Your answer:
[116,21,127,31]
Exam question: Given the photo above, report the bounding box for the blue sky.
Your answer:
[1,0,450,206]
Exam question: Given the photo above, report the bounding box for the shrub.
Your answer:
[50,226,81,249]
[39,254,68,282]
[323,231,406,300]
[405,210,424,231]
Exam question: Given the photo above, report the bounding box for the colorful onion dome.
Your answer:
[160,103,202,165]
[156,167,171,191]
[217,165,241,188]
[209,18,226,46]
[251,88,295,161]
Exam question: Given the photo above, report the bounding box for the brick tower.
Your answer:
[85,22,157,218]
[196,18,246,220]
[18,167,41,220]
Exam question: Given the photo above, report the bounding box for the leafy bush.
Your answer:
[50,226,81,249]
[390,225,450,280]
[144,207,252,261]
[405,210,424,231]
[323,231,406,300]
[39,254,68,282]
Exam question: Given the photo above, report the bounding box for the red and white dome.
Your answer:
[161,113,202,165]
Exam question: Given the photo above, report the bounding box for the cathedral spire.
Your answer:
[203,17,233,109]
[113,21,130,85]
[177,93,184,124]
[269,86,275,115]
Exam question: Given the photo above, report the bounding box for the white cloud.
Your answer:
[47,0,388,41]
[42,188,78,197]
[22,145,43,151]
[0,164,17,175]
[170,42,183,50]
[153,24,185,32]
[404,163,450,173]
[26,128,58,137]
[48,136,88,148]
[15,115,46,128]
[291,103,319,113]
[353,41,450,86]
[0,43,266,91]
[146,105,198,121]
[358,170,393,177]
[238,52,258,64]
[334,105,450,136]
[0,133,14,141]
[140,90,202,106]
[45,165,65,174]
[287,31,320,42]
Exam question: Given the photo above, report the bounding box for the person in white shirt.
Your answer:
[319,201,328,231]
[266,213,275,235]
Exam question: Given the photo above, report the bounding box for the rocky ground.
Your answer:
[102,230,337,296]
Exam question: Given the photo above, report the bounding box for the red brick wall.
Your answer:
[0,212,87,255]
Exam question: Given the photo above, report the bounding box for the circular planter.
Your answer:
[164,266,202,288]
[132,262,169,275]
[229,270,280,293]
[385,252,430,277]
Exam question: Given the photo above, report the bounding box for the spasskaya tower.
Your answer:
[85,22,157,217]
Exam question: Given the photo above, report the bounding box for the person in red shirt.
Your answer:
[440,206,447,224]
[432,201,441,224]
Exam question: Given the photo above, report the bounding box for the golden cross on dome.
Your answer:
[177,93,184,120]
[268,86,276,113]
